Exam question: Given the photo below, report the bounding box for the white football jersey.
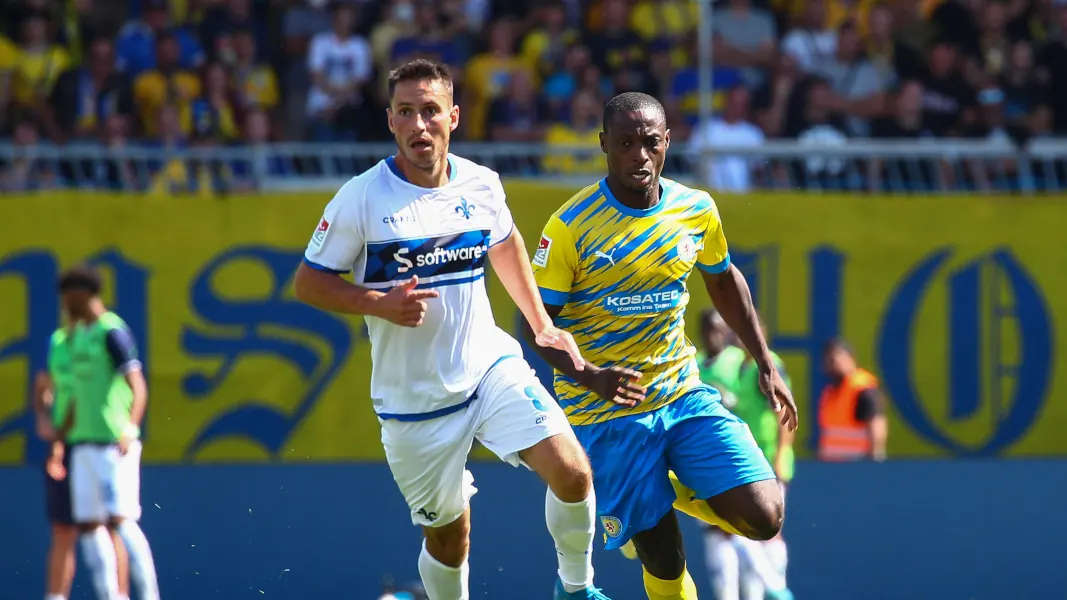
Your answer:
[303,154,523,417]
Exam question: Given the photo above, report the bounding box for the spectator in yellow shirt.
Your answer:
[521,2,579,79]
[191,62,240,144]
[11,14,70,115]
[631,0,696,42]
[464,18,533,141]
[232,28,278,112]
[544,90,604,175]
[133,31,201,137]
[0,34,17,71]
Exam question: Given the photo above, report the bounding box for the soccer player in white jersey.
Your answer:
[293,59,613,600]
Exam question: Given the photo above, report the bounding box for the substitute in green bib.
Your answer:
[697,310,795,600]
[34,322,80,600]
[695,310,746,412]
[49,265,161,600]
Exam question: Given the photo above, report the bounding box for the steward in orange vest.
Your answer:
[818,338,887,461]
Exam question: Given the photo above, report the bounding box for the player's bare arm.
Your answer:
[293,264,439,327]
[519,304,646,408]
[33,370,56,441]
[121,368,148,455]
[487,229,585,370]
[46,402,75,481]
[701,265,799,430]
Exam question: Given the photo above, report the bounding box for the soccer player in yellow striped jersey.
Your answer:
[523,92,799,600]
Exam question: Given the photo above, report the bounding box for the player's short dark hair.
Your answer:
[823,337,854,358]
[57,264,103,295]
[602,92,666,132]
[700,309,724,334]
[388,59,454,99]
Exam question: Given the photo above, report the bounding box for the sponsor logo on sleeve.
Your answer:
[533,235,552,268]
[310,217,329,247]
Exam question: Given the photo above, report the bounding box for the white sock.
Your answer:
[545,489,595,593]
[418,540,469,600]
[118,520,161,600]
[80,528,121,600]
[732,535,787,592]
[739,566,764,600]
[704,528,740,600]
[45,594,66,600]
[764,538,788,580]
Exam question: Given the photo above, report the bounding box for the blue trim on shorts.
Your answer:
[376,354,520,422]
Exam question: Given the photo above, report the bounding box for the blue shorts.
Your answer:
[44,444,73,525]
[573,386,775,549]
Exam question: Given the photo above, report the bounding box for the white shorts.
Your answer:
[381,357,572,527]
[70,441,143,523]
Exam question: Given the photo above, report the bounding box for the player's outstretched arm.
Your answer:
[293,264,439,327]
[701,265,798,430]
[488,230,584,369]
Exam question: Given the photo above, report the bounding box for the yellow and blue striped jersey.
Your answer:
[532,177,731,426]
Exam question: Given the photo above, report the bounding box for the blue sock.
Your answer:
[117,521,160,600]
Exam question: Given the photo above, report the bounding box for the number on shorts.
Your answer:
[524,385,549,412]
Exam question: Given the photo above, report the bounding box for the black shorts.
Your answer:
[44,445,73,525]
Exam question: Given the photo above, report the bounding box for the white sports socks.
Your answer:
[79,527,120,600]
[118,520,161,600]
[418,540,469,600]
[545,489,596,593]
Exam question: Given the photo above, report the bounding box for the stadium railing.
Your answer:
[1,138,1065,194]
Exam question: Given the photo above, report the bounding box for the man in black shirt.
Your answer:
[869,80,940,191]
[920,41,977,137]
[585,0,649,93]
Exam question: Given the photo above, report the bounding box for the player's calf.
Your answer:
[630,510,687,581]
[113,516,161,600]
[77,522,124,600]
[421,510,471,568]
[520,433,603,596]
[46,523,78,599]
[631,511,701,600]
[420,510,471,600]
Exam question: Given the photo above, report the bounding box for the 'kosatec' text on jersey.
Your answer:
[532,178,731,426]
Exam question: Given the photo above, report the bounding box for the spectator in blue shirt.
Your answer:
[115,0,204,77]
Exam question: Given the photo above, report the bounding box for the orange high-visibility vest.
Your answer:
[818,369,878,461]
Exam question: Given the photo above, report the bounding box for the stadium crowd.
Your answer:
[0,0,1065,189]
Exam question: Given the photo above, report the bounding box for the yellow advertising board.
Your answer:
[0,185,1062,463]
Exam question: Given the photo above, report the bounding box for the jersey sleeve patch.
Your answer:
[532,234,552,268]
[309,216,330,249]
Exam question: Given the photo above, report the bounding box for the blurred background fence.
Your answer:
[4,139,1067,193]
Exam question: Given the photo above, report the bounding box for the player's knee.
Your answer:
[742,496,784,541]
[422,520,470,568]
[51,523,79,547]
[547,456,593,503]
[541,436,593,501]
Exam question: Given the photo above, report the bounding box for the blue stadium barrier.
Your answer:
[3,460,1064,599]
